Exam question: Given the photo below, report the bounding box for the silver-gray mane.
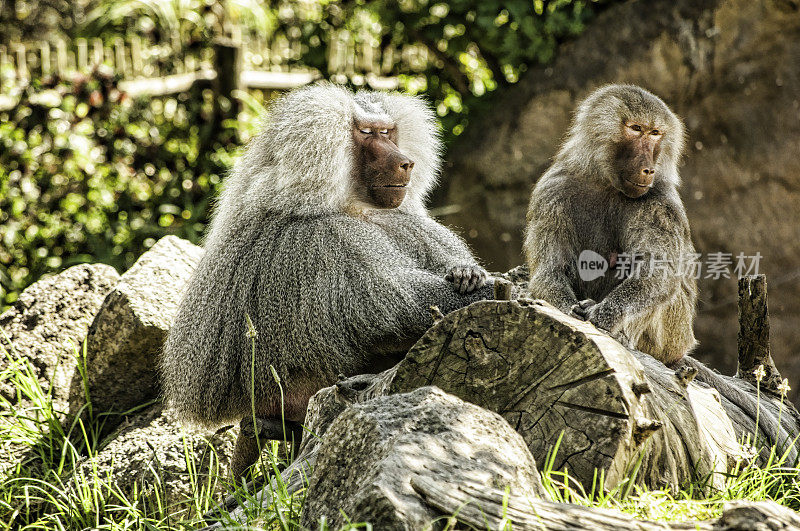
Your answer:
[205,83,443,251]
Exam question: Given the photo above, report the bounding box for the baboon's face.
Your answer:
[612,120,663,198]
[352,120,414,209]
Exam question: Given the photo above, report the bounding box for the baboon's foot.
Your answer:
[239,417,304,443]
[230,417,304,482]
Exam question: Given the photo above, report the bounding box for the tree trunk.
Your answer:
[215,355,800,529]
[218,299,800,529]
[737,274,783,395]
[213,284,800,526]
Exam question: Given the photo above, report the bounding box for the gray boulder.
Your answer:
[300,386,548,530]
[0,263,120,475]
[0,263,120,410]
[69,403,236,509]
[71,236,203,417]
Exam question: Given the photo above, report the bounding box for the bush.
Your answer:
[0,68,252,309]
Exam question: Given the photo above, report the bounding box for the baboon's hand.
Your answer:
[573,300,616,333]
[570,299,597,321]
[445,265,487,295]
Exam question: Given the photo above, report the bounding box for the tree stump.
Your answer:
[737,275,783,394]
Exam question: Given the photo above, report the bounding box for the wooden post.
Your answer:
[26,46,40,79]
[171,31,183,74]
[130,36,143,77]
[77,39,88,72]
[0,45,7,91]
[40,43,51,77]
[55,40,68,76]
[92,38,104,68]
[381,45,394,75]
[213,38,241,102]
[114,38,127,76]
[211,38,242,137]
[737,275,783,394]
[15,43,28,82]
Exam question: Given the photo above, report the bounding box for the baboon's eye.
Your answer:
[629,124,643,132]
[650,129,662,136]
[379,129,390,135]
[359,128,373,134]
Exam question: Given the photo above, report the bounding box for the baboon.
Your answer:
[524,84,697,365]
[162,83,494,479]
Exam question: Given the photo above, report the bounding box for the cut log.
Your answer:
[388,300,735,491]
[389,300,800,491]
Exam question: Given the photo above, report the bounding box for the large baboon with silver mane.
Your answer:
[162,83,493,478]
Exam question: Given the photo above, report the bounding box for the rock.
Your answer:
[0,263,119,476]
[70,236,203,418]
[0,263,120,409]
[300,386,548,530]
[69,403,236,509]
[437,0,800,402]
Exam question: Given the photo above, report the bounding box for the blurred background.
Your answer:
[1,0,799,399]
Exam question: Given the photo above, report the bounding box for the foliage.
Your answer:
[80,0,280,67]
[0,0,91,41]
[0,68,263,309]
[282,0,614,138]
[74,0,615,139]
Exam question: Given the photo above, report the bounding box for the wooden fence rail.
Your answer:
[0,30,428,96]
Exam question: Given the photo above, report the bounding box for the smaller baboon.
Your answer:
[524,84,697,365]
[162,83,494,480]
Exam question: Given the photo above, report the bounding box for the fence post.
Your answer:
[15,43,28,82]
[212,38,242,129]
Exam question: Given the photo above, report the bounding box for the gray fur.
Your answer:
[524,84,697,365]
[162,83,493,428]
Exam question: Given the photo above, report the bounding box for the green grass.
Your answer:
[2,335,799,530]
[538,431,800,524]
[0,338,307,530]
